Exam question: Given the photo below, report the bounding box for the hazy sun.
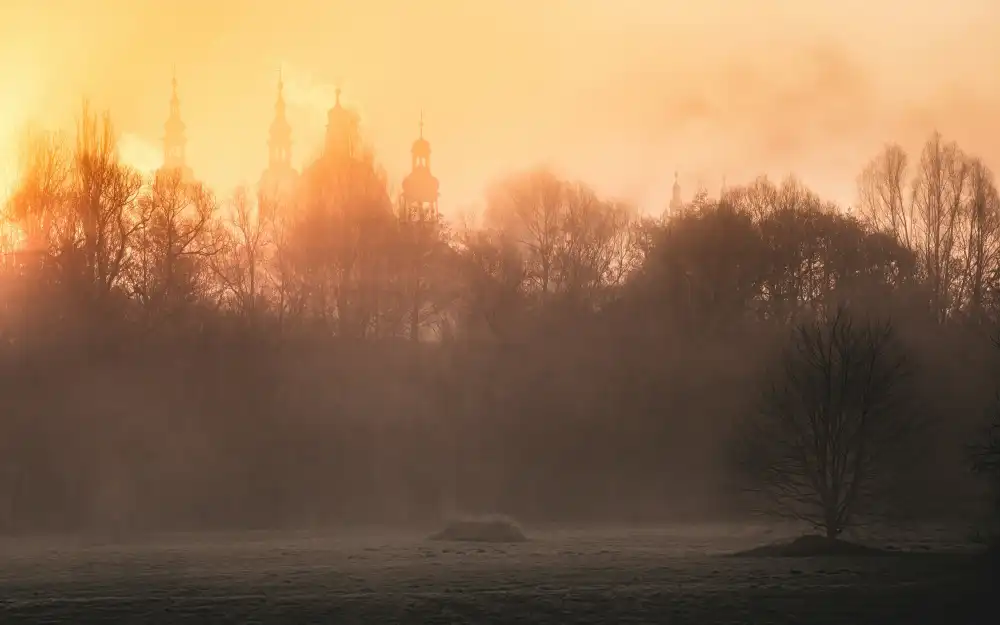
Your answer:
[0,60,42,204]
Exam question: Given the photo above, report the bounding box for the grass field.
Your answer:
[0,524,990,624]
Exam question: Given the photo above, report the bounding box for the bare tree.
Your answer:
[4,125,71,254]
[211,186,273,323]
[556,185,640,306]
[958,158,1000,319]
[260,189,308,331]
[856,134,1000,322]
[485,168,564,305]
[912,133,969,322]
[857,144,916,250]
[727,175,779,223]
[129,169,221,320]
[62,101,144,307]
[292,147,395,338]
[738,306,912,538]
[455,226,527,340]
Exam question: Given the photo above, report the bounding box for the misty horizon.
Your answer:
[3,0,1000,217]
[0,3,998,623]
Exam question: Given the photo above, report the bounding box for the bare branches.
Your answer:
[857,144,914,250]
[5,125,71,251]
[210,186,274,322]
[68,101,145,299]
[483,169,643,311]
[129,170,222,317]
[739,305,912,537]
[856,133,1000,323]
[957,158,1000,319]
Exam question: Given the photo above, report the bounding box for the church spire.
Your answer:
[411,110,431,172]
[669,170,683,216]
[163,68,188,175]
[268,66,292,170]
[401,110,439,223]
[170,67,180,115]
[259,66,299,204]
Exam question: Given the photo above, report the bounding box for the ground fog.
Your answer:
[0,523,988,624]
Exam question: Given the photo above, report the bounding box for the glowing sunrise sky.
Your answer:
[1,0,999,216]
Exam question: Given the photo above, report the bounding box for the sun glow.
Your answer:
[0,52,43,200]
[0,59,43,253]
[118,133,162,177]
[0,0,999,219]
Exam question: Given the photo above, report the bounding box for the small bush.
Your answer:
[732,535,889,558]
[428,515,528,543]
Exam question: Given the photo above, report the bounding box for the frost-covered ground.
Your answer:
[0,523,990,624]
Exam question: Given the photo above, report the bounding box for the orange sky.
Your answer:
[1,0,999,216]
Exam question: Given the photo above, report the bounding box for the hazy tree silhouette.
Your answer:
[484,168,565,309]
[738,306,913,538]
[129,169,221,324]
[211,186,274,325]
[5,124,69,254]
[645,203,764,331]
[959,158,1000,322]
[2,102,1000,532]
[857,132,1000,324]
[857,143,916,250]
[291,139,396,337]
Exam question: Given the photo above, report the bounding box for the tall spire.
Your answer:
[268,66,292,170]
[163,69,188,174]
[259,65,299,206]
[669,170,683,216]
[411,111,431,171]
[275,65,286,117]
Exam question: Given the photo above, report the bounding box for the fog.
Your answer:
[4,6,1000,624]
[0,0,997,536]
[2,1,1000,213]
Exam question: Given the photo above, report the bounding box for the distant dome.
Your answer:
[411,136,431,157]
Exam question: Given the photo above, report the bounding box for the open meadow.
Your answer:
[0,523,989,624]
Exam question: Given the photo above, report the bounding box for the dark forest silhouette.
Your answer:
[1,98,998,539]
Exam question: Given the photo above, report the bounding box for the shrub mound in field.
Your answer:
[428,515,528,543]
[731,535,890,558]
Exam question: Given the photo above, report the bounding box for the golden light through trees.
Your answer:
[0,1,999,557]
[2,0,1000,217]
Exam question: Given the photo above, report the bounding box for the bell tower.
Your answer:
[668,170,683,217]
[399,111,439,223]
[161,70,193,181]
[398,112,441,343]
[268,68,292,171]
[259,68,299,206]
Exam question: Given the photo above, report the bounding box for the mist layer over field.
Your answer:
[0,524,988,624]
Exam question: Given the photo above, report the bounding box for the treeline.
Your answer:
[0,103,997,533]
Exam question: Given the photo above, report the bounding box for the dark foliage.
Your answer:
[0,111,997,533]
